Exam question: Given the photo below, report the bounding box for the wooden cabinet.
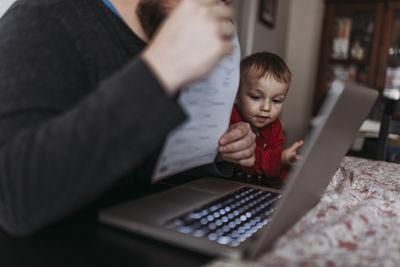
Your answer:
[314,0,400,116]
[378,1,400,100]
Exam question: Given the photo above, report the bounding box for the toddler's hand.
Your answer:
[281,140,304,169]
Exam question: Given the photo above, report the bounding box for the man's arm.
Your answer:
[0,0,236,236]
[0,6,185,236]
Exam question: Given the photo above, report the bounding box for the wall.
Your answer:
[280,0,324,145]
[252,0,291,56]
[232,0,291,58]
[0,0,14,18]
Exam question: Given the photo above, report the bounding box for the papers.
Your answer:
[152,35,241,182]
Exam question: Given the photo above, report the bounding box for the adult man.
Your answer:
[0,0,255,236]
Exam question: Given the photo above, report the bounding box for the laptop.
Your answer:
[99,81,378,260]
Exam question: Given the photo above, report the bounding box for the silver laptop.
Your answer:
[99,81,378,260]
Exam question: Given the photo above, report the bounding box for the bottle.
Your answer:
[351,40,364,60]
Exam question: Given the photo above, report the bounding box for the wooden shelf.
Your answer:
[329,58,369,65]
[388,57,400,67]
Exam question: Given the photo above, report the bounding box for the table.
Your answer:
[3,156,400,266]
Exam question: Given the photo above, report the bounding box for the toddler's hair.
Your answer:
[240,52,291,89]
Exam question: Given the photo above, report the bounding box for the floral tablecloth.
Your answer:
[206,156,400,266]
[255,156,400,266]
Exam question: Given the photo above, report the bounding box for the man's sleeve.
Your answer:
[0,6,186,236]
[183,162,233,178]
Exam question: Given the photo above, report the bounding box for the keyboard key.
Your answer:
[178,226,193,234]
[208,232,218,241]
[208,223,217,230]
[215,229,224,236]
[217,236,232,245]
[165,218,183,229]
[188,212,202,219]
[229,240,240,247]
[222,225,231,233]
[215,219,223,226]
[193,227,209,237]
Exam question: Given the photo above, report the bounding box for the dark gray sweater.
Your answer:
[0,0,188,236]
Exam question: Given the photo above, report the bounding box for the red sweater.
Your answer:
[230,106,287,179]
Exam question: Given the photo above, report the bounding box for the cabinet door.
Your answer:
[314,2,384,114]
[378,2,400,106]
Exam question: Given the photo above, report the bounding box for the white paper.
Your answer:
[152,35,241,182]
[0,0,15,18]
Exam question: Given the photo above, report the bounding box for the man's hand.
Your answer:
[281,140,304,169]
[217,122,256,167]
[142,0,235,94]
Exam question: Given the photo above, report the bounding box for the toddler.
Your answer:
[230,52,303,179]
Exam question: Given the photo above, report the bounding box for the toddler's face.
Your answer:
[236,75,287,132]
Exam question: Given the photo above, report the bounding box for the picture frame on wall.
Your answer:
[259,0,278,28]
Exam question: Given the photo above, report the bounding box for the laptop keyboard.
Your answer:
[165,187,281,247]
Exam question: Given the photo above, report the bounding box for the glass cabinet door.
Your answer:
[314,2,384,115]
[328,12,375,89]
[378,3,400,120]
[385,9,400,100]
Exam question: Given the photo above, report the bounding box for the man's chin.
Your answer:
[137,0,167,40]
